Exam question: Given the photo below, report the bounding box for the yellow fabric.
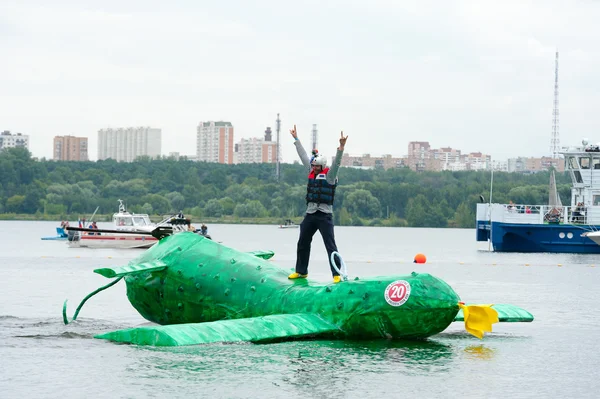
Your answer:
[458,303,499,339]
[333,276,341,284]
[288,272,308,279]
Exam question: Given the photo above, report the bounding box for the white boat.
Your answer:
[279,219,299,229]
[67,200,189,249]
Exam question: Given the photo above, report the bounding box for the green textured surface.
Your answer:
[454,304,534,322]
[95,313,339,346]
[99,232,463,343]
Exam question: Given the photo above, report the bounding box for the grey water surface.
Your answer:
[1,221,598,398]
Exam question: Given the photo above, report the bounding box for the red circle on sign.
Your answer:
[384,280,411,307]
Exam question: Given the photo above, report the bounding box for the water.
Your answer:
[1,221,599,398]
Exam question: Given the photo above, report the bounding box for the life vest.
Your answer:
[306,167,336,205]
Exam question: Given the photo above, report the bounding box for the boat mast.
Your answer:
[550,50,560,159]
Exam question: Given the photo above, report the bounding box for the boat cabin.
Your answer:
[113,200,152,230]
[564,144,600,207]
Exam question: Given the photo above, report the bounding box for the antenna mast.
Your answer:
[551,51,560,159]
[276,113,281,181]
[311,124,318,151]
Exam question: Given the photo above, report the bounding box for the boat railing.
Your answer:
[486,203,600,225]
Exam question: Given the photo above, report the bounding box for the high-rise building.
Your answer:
[0,131,29,152]
[196,121,234,164]
[97,127,161,162]
[234,127,278,164]
[53,135,88,161]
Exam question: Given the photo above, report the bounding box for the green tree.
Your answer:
[344,189,381,218]
[6,195,26,213]
[166,191,186,212]
[141,203,153,214]
[219,197,236,215]
[140,194,171,214]
[338,207,351,225]
[454,202,475,228]
[204,199,224,217]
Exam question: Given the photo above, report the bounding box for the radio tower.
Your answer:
[311,124,318,151]
[550,51,560,159]
[275,113,281,181]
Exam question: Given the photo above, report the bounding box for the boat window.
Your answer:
[116,217,133,226]
[594,159,600,170]
[574,170,583,183]
[567,156,577,169]
[133,217,147,226]
[580,157,591,169]
[594,196,600,206]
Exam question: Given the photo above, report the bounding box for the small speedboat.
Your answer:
[41,227,69,241]
[279,219,299,229]
[67,200,190,249]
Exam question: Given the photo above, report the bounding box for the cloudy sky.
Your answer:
[2,0,600,162]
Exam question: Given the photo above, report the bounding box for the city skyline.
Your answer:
[0,124,577,165]
[3,1,600,164]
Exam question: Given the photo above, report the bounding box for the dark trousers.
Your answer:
[295,211,341,276]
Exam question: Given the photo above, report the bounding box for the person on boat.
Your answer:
[572,202,585,223]
[88,221,99,235]
[507,200,516,212]
[200,224,208,236]
[177,210,185,219]
[288,125,348,284]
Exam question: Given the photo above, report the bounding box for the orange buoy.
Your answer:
[414,253,427,264]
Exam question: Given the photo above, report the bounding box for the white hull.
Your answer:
[67,234,158,249]
[584,231,600,246]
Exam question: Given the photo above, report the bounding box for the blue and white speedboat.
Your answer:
[477,140,600,253]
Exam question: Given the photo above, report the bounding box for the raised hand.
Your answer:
[290,124,298,139]
[339,131,348,149]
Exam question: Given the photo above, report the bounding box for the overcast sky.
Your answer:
[2,0,600,163]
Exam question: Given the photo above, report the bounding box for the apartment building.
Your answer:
[196,121,234,164]
[97,127,161,162]
[53,135,88,161]
[0,131,29,152]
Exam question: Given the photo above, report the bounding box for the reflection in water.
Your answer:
[113,338,459,397]
[464,344,496,360]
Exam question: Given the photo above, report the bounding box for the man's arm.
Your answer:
[294,140,311,168]
[327,131,348,184]
[290,125,311,168]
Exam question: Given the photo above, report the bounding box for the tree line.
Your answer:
[0,147,571,227]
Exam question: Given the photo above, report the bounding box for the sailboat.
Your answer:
[543,170,563,223]
[476,141,600,253]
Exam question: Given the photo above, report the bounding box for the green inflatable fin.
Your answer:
[94,260,168,278]
[95,313,339,346]
[454,303,534,322]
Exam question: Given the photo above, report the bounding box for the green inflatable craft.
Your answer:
[63,231,533,346]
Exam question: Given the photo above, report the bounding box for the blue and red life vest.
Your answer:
[306,167,336,205]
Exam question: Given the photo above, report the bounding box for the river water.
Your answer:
[0,221,598,398]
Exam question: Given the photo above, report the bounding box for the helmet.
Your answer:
[310,150,327,167]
